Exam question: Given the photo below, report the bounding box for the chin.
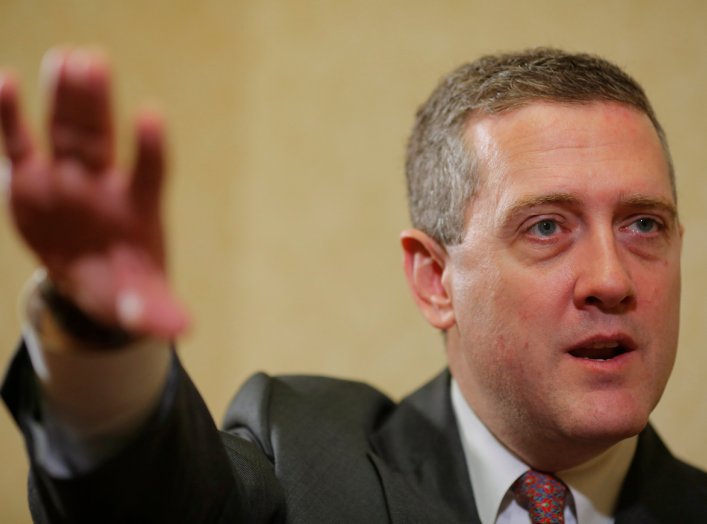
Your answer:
[573,418,647,446]
[563,397,652,445]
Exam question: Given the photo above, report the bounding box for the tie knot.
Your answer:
[512,470,568,524]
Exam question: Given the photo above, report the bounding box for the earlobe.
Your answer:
[400,229,456,330]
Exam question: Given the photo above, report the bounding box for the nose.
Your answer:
[573,229,635,313]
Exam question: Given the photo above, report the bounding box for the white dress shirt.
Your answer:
[451,379,637,524]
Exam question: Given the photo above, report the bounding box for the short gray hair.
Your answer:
[405,48,674,245]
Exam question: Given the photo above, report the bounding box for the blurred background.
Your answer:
[1,1,706,521]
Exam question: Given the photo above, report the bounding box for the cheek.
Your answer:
[454,259,570,352]
[635,264,681,329]
[506,271,572,323]
[629,264,680,394]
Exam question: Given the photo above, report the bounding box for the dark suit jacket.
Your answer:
[3,343,707,523]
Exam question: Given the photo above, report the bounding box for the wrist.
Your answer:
[33,272,137,350]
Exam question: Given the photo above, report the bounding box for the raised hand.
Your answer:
[0,48,189,339]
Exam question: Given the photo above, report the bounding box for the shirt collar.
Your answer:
[558,436,637,524]
[450,378,637,524]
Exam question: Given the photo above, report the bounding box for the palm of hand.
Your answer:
[1,49,187,338]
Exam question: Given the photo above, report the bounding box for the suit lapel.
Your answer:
[613,424,697,524]
[368,371,482,523]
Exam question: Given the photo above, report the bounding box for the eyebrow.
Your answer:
[621,195,678,220]
[501,193,580,227]
[500,192,678,228]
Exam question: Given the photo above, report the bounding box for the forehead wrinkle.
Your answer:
[506,142,633,171]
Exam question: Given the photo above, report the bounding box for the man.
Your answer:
[1,47,706,523]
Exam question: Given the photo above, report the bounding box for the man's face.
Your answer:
[444,101,682,468]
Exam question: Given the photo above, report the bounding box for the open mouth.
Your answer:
[568,341,633,361]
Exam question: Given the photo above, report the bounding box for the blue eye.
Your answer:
[529,219,558,237]
[631,217,660,233]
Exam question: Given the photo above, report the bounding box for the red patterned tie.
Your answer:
[512,470,568,524]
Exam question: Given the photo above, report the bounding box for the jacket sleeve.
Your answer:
[2,342,285,523]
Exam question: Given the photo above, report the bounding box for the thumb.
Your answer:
[116,276,190,340]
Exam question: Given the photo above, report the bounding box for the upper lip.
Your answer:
[566,334,637,360]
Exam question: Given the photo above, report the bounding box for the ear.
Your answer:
[400,229,455,330]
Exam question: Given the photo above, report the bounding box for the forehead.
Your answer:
[463,101,673,213]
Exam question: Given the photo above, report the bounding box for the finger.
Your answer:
[117,279,190,340]
[111,246,189,339]
[47,47,115,172]
[130,109,165,216]
[0,73,36,164]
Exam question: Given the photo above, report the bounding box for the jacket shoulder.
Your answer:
[221,373,397,522]
[223,373,396,447]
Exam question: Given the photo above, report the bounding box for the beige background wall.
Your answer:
[1,1,706,521]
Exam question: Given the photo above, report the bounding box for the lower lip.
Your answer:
[566,350,636,372]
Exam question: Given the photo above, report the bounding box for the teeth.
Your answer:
[585,341,620,349]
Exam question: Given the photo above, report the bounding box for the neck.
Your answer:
[450,368,633,472]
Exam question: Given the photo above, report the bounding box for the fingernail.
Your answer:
[39,47,65,93]
[117,289,144,330]
[67,49,90,79]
